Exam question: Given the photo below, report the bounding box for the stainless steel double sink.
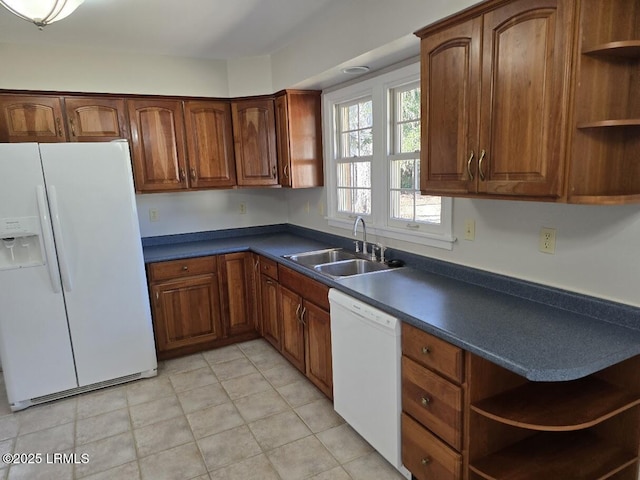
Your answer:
[284,248,394,279]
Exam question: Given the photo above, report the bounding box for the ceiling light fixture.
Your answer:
[342,66,370,75]
[0,0,84,29]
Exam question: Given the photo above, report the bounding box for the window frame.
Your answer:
[323,62,455,250]
[334,95,373,217]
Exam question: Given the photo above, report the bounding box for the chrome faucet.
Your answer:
[353,216,370,258]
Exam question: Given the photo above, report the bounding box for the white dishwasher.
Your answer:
[329,289,411,479]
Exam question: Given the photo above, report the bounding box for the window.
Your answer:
[324,62,454,250]
[389,83,442,227]
[336,97,372,215]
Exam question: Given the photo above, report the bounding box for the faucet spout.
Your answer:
[353,216,367,255]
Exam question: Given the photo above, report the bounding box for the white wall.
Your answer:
[136,189,288,238]
[286,188,640,308]
[270,0,479,90]
[226,55,273,97]
[0,42,229,96]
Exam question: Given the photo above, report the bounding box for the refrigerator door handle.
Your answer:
[47,185,74,292]
[36,186,62,294]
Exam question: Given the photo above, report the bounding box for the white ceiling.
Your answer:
[0,0,343,59]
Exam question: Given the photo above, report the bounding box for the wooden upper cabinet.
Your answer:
[420,18,481,196]
[275,91,323,188]
[417,0,573,200]
[231,98,279,186]
[183,100,237,188]
[127,99,188,192]
[0,95,66,142]
[478,0,571,197]
[63,97,128,142]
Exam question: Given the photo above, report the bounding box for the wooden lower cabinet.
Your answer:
[303,300,332,398]
[278,265,332,399]
[280,285,306,372]
[402,413,462,480]
[260,272,281,350]
[401,323,465,480]
[148,254,259,359]
[401,322,640,480]
[218,252,258,337]
[148,256,223,359]
[258,255,281,350]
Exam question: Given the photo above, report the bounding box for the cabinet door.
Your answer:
[275,92,323,189]
[231,98,279,186]
[260,273,281,350]
[0,95,66,142]
[64,97,128,142]
[183,100,237,188]
[219,252,257,338]
[478,0,571,197]
[279,286,305,372]
[127,99,188,192]
[303,301,332,399]
[420,18,481,195]
[151,274,223,354]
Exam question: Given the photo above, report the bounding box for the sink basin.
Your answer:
[285,248,358,267]
[314,259,391,278]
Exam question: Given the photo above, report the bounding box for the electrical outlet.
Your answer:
[239,202,247,215]
[149,208,159,222]
[464,219,475,241]
[304,201,310,214]
[539,227,556,254]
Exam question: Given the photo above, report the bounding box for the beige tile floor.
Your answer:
[0,339,407,480]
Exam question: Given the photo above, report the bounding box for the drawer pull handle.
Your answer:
[421,396,431,406]
[422,346,431,354]
[182,266,188,271]
[421,457,431,465]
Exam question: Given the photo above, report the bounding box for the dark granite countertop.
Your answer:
[142,225,640,382]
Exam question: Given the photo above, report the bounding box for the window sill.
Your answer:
[328,217,456,251]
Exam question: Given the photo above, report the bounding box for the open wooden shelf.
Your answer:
[583,41,640,58]
[577,119,640,129]
[469,431,638,480]
[471,377,640,431]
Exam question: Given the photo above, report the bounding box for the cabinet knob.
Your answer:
[182,266,188,271]
[272,165,277,178]
[421,396,431,407]
[422,346,431,354]
[190,168,197,180]
[421,457,431,466]
[56,117,63,137]
[69,118,77,136]
[179,169,186,181]
[284,164,290,179]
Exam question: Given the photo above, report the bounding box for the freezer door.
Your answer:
[39,142,157,386]
[0,143,77,403]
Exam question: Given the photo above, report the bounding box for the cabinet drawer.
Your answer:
[259,256,278,280]
[402,413,461,480]
[148,256,217,282]
[402,356,462,450]
[402,322,464,383]
[279,265,329,310]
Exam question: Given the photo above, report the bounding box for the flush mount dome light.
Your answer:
[342,66,370,75]
[0,0,84,29]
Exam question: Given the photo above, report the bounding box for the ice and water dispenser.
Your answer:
[0,217,45,270]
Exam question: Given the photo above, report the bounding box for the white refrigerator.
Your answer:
[0,141,157,411]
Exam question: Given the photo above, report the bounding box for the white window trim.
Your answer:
[323,62,455,251]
